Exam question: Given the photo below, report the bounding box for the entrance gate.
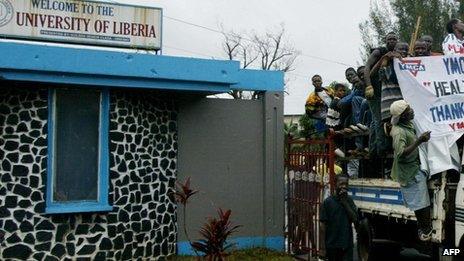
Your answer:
[285,135,335,258]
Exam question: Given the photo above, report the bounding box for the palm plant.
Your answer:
[284,120,299,139]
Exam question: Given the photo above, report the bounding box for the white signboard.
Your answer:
[394,56,464,175]
[0,0,162,49]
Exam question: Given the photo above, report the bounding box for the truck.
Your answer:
[338,130,463,260]
[286,56,464,260]
[350,173,459,260]
[284,131,463,260]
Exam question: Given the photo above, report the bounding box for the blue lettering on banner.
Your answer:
[430,102,464,123]
[443,57,464,75]
[434,79,464,97]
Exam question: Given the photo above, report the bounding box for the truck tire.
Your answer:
[357,218,402,260]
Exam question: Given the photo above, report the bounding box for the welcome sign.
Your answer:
[394,56,464,175]
[0,0,162,49]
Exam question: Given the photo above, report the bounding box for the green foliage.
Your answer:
[284,120,299,139]
[298,113,314,139]
[298,113,324,139]
[392,0,458,52]
[297,114,326,152]
[284,120,299,159]
[359,0,398,61]
[359,0,461,61]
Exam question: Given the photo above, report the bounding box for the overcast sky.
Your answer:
[110,0,371,115]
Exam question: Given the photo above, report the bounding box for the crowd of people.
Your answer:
[312,18,464,260]
[305,18,464,175]
[305,31,438,159]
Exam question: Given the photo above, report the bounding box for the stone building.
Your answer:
[0,40,284,260]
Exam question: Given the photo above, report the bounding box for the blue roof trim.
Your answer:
[0,42,238,84]
[233,69,285,91]
[0,41,284,92]
[0,70,231,93]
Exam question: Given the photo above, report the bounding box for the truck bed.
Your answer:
[349,178,415,220]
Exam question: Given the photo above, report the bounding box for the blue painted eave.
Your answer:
[0,41,284,93]
[233,69,284,92]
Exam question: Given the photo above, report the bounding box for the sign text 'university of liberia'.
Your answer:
[0,0,162,49]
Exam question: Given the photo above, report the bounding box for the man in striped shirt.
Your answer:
[379,42,409,125]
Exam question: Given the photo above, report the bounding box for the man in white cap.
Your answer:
[390,100,432,241]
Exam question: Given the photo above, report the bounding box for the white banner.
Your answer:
[0,0,162,49]
[394,56,464,175]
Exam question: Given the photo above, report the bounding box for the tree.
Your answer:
[359,0,397,61]
[359,0,461,61]
[284,120,299,139]
[298,114,318,139]
[221,25,300,99]
[392,0,459,51]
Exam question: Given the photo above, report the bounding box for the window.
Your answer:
[46,88,111,214]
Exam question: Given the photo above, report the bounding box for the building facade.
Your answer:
[0,40,284,260]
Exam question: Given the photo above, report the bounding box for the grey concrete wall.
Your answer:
[177,92,284,249]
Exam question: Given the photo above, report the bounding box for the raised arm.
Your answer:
[364,49,381,87]
[402,131,431,157]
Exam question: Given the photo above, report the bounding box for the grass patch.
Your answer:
[168,248,293,261]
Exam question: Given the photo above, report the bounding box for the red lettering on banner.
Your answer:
[448,44,464,54]
[458,122,464,130]
[450,122,464,131]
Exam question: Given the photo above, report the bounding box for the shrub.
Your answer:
[191,209,241,260]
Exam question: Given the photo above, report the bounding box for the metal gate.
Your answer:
[285,135,335,258]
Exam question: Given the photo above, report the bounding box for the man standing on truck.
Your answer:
[320,175,358,260]
[305,75,334,132]
[442,18,464,55]
[364,32,398,165]
[390,100,433,241]
[413,40,430,57]
[305,75,333,119]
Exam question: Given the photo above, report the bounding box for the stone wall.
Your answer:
[0,87,178,260]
